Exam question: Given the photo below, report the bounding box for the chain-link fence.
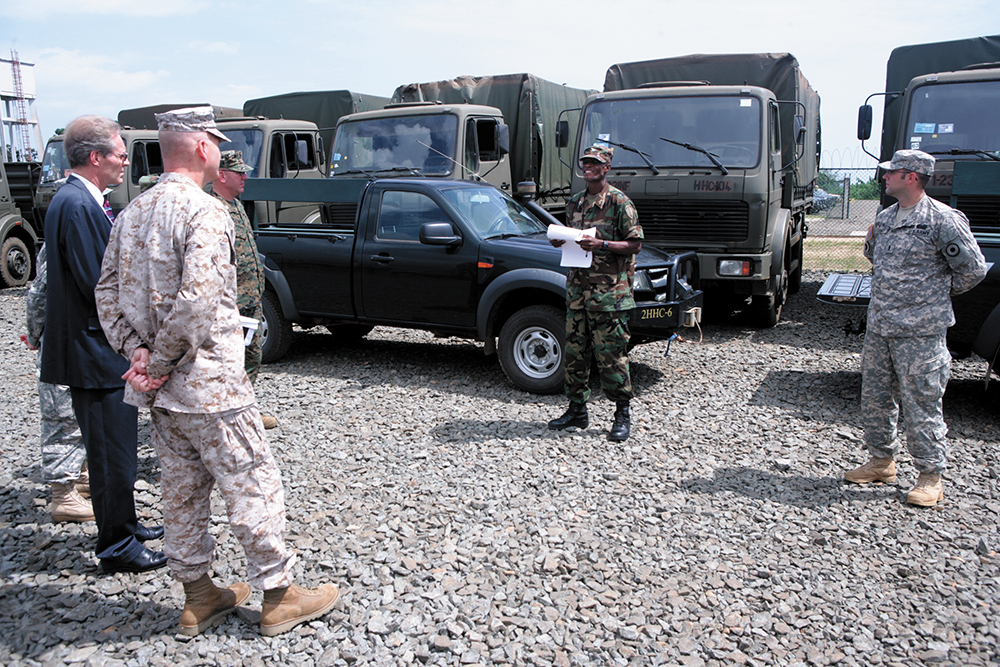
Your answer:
[804,167,878,272]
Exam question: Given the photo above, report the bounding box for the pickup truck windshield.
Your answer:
[219,130,265,177]
[905,80,1000,159]
[331,115,458,176]
[581,95,761,169]
[39,140,69,184]
[440,186,548,238]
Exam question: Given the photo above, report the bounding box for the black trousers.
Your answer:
[70,386,144,561]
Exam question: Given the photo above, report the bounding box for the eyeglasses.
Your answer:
[106,151,128,161]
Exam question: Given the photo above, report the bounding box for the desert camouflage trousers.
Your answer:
[36,353,86,484]
[564,307,633,404]
[862,331,951,473]
[150,405,296,589]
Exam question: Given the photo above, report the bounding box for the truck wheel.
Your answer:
[261,290,292,363]
[1,236,31,288]
[498,305,565,395]
[752,267,787,328]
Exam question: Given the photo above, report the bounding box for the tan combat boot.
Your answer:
[75,462,90,497]
[844,457,897,484]
[179,574,252,636]
[50,482,95,522]
[260,583,339,637]
[906,472,944,507]
[261,414,278,430]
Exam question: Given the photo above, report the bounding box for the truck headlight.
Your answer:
[718,259,752,277]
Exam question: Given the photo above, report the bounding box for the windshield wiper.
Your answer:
[485,232,524,240]
[603,140,659,175]
[926,148,1000,162]
[659,137,729,175]
[331,168,376,177]
[374,166,424,175]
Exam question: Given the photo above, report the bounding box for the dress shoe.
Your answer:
[548,402,588,430]
[135,523,165,542]
[100,547,168,574]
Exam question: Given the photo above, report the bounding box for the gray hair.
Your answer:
[64,116,122,168]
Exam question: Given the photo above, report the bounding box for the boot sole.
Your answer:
[260,588,340,637]
[51,511,95,523]
[178,587,252,636]
[843,475,897,484]
[906,491,944,507]
[548,422,588,431]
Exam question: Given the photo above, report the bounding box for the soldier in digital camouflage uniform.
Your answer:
[844,149,986,507]
[24,244,93,522]
[548,145,642,442]
[207,150,277,429]
[96,107,339,637]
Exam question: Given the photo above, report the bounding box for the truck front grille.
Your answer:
[955,195,1000,230]
[633,200,749,243]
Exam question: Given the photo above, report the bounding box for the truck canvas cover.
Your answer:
[244,90,391,154]
[603,53,820,189]
[880,35,1000,162]
[117,104,243,129]
[391,73,597,200]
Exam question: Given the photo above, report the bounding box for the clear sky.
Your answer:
[4,0,1000,168]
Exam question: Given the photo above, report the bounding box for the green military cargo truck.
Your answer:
[560,53,821,326]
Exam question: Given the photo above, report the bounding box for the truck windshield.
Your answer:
[39,140,69,185]
[331,115,458,176]
[219,130,265,177]
[440,186,548,238]
[580,95,761,169]
[905,80,1000,159]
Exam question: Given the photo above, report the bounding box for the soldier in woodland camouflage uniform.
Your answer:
[548,145,643,442]
[207,151,277,429]
[24,244,93,522]
[96,107,339,637]
[844,149,986,507]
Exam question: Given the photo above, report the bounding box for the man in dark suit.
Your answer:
[40,115,166,573]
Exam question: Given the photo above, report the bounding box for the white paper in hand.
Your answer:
[546,225,596,268]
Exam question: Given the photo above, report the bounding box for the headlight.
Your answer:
[718,259,752,277]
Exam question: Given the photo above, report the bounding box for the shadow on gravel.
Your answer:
[749,369,861,415]
[682,466,899,508]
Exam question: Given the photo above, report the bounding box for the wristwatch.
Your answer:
[601,240,609,251]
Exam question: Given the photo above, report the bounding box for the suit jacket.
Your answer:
[40,176,129,388]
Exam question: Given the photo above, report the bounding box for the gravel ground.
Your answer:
[1,272,999,667]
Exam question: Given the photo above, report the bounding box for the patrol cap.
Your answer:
[219,150,252,173]
[878,149,935,176]
[580,145,614,165]
[155,106,230,142]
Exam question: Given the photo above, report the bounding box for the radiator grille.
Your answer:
[634,200,749,243]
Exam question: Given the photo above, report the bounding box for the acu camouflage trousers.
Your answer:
[150,405,296,590]
[35,355,86,484]
[861,331,951,473]
[564,307,633,404]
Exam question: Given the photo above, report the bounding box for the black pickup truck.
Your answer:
[242,177,703,394]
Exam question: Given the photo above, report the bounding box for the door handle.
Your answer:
[370,255,394,263]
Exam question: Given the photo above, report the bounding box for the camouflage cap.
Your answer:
[219,150,252,173]
[878,149,935,176]
[155,106,230,142]
[580,145,614,165]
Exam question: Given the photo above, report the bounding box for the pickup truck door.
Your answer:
[359,185,479,328]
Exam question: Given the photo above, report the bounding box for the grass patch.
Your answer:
[804,237,870,272]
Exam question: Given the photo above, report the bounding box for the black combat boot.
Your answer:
[608,402,630,442]
[548,402,589,430]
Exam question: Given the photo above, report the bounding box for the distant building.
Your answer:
[1,54,43,162]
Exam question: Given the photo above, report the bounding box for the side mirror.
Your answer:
[292,139,310,169]
[555,120,569,148]
[793,115,805,145]
[316,137,326,172]
[857,105,873,141]
[495,124,510,156]
[420,222,462,247]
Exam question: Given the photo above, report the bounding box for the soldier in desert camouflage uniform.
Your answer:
[24,244,93,523]
[207,150,277,429]
[548,145,643,442]
[96,107,339,637]
[844,149,986,507]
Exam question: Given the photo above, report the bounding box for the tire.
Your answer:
[260,290,292,363]
[751,266,787,328]
[498,305,565,395]
[325,323,374,343]
[1,236,32,288]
